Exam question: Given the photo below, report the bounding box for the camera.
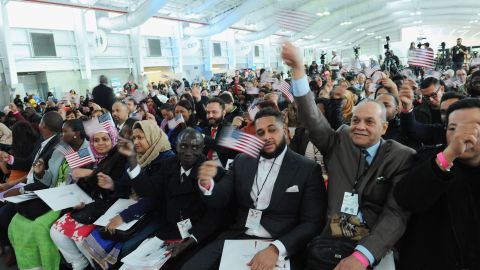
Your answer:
[383,36,390,51]
[320,53,326,64]
[353,46,360,56]
[441,42,446,50]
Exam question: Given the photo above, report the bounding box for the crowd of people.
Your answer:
[0,40,478,270]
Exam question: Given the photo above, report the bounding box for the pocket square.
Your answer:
[285,185,299,192]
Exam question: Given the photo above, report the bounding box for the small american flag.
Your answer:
[167,114,185,130]
[408,49,435,68]
[274,9,318,33]
[248,104,260,120]
[83,113,116,137]
[273,81,294,103]
[218,127,264,158]
[98,113,115,131]
[57,144,95,169]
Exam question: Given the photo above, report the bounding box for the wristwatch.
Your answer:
[19,187,25,194]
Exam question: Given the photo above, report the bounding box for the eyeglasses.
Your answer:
[422,85,441,101]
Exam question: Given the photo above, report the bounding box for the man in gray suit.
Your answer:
[282,42,415,270]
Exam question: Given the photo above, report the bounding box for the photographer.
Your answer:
[452,38,468,71]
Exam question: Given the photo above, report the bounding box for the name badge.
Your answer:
[340,192,359,216]
[246,209,262,229]
[177,218,192,239]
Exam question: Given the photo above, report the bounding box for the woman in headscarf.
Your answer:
[50,123,128,270]
[7,119,90,270]
[82,120,174,269]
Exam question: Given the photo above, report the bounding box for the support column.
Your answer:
[172,22,184,74]
[129,26,144,85]
[0,0,18,102]
[263,38,271,70]
[72,9,92,81]
[202,37,212,79]
[247,45,254,69]
[227,31,237,71]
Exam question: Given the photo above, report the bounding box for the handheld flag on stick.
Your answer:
[167,114,185,130]
[218,127,264,158]
[56,143,95,169]
[273,81,294,103]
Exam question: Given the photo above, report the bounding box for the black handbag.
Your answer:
[15,198,51,221]
[305,236,358,270]
[98,214,152,242]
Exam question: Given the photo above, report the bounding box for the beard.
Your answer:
[260,136,287,159]
[208,116,223,127]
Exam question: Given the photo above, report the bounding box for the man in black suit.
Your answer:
[0,111,62,266]
[92,75,115,112]
[183,108,327,270]
[129,128,227,269]
[203,97,238,168]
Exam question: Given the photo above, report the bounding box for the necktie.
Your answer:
[361,149,370,172]
[207,127,217,160]
[181,173,187,183]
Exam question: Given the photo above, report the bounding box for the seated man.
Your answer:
[184,108,327,270]
[129,128,227,269]
[282,41,415,269]
[394,98,480,270]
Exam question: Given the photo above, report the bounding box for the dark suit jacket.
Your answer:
[202,123,239,168]
[394,146,480,270]
[202,149,327,257]
[131,156,227,243]
[295,91,415,262]
[12,134,60,173]
[92,84,115,112]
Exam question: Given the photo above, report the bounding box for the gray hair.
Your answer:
[352,99,387,122]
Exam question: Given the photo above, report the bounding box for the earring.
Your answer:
[73,136,77,139]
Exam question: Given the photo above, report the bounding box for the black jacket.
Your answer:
[92,83,115,112]
[202,149,327,257]
[394,146,480,270]
[71,147,129,224]
[412,102,442,125]
[131,156,227,243]
[12,134,60,172]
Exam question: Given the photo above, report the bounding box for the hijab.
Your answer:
[90,126,118,165]
[136,120,172,168]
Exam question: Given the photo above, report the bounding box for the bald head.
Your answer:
[177,128,205,169]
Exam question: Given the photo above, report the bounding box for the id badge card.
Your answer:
[177,219,192,239]
[340,192,359,216]
[246,209,262,229]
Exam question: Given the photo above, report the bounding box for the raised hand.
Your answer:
[398,87,414,111]
[443,123,480,163]
[117,137,136,158]
[97,172,114,190]
[197,161,218,189]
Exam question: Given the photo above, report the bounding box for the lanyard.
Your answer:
[254,157,277,203]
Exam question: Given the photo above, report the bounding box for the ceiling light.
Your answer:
[463,25,472,29]
[340,21,352,26]
[413,20,422,24]
[322,38,331,41]
[356,28,365,32]
[469,20,479,23]
[316,11,330,17]
[336,41,342,44]
[374,36,382,39]
[304,35,316,39]
[367,32,375,36]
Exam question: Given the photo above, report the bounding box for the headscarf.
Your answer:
[90,126,118,165]
[136,120,171,168]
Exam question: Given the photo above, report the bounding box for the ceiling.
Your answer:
[20,0,480,50]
